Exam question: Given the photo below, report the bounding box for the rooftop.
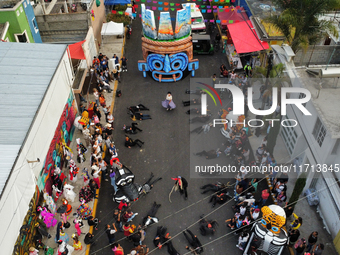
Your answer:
[0,42,67,195]
[0,0,21,9]
[292,67,340,138]
[246,0,281,18]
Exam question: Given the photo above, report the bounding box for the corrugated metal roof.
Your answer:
[0,42,67,195]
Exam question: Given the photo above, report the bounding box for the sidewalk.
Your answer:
[43,37,124,254]
[248,80,338,255]
[285,174,338,255]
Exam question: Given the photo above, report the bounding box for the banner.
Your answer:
[158,12,174,40]
[141,3,145,21]
[142,8,158,39]
[174,5,191,39]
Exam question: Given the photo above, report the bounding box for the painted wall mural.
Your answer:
[13,189,40,255]
[37,91,77,195]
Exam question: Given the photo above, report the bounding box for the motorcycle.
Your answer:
[126,25,132,39]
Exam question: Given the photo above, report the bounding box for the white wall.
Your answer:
[315,174,340,238]
[0,50,73,254]
[83,27,98,68]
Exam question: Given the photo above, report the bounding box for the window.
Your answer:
[23,2,26,7]
[32,18,39,32]
[299,93,307,107]
[312,117,326,147]
[20,6,23,12]
[281,115,299,155]
[16,10,20,16]
[14,30,29,43]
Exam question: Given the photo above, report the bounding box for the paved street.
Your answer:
[89,7,279,255]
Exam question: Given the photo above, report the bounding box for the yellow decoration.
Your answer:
[261,206,286,234]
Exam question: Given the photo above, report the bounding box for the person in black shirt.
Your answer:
[209,193,230,207]
[125,136,144,148]
[84,233,95,245]
[123,123,142,134]
[288,229,300,245]
[199,217,217,236]
[106,223,117,244]
[306,231,318,252]
[121,56,128,72]
[183,229,203,254]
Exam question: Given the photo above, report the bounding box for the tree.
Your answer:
[266,0,340,53]
[288,172,307,209]
[267,114,281,155]
[253,63,286,109]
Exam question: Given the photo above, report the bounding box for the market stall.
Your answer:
[226,20,269,69]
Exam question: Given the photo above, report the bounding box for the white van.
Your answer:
[182,3,206,34]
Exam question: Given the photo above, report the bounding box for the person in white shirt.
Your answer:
[236,232,249,251]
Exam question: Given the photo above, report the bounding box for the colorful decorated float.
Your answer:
[243,205,288,255]
[138,4,199,82]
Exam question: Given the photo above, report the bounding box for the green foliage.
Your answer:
[288,172,307,208]
[114,4,128,12]
[266,0,340,53]
[106,13,131,26]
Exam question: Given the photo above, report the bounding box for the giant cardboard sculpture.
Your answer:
[243,205,288,255]
[138,4,199,82]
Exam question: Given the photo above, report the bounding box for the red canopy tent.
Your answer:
[227,21,269,54]
[217,7,249,29]
[68,40,86,60]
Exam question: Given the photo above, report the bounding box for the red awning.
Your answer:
[217,7,249,27]
[227,21,269,54]
[68,40,86,60]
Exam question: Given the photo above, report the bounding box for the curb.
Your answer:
[85,25,127,255]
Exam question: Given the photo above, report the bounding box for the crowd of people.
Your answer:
[29,53,326,255]
[189,64,325,255]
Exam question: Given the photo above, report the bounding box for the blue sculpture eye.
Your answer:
[261,219,267,225]
[147,54,165,71]
[271,227,279,232]
[170,53,188,71]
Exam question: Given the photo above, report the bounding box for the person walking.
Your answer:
[106,223,117,244]
[162,92,176,111]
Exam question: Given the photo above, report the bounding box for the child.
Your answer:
[72,234,82,250]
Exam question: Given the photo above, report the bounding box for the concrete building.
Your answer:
[33,0,106,47]
[272,44,340,253]
[0,42,77,254]
[0,0,42,43]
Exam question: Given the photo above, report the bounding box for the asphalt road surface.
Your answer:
[91,4,280,255]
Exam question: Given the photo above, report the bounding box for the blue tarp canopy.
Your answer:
[104,0,130,5]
